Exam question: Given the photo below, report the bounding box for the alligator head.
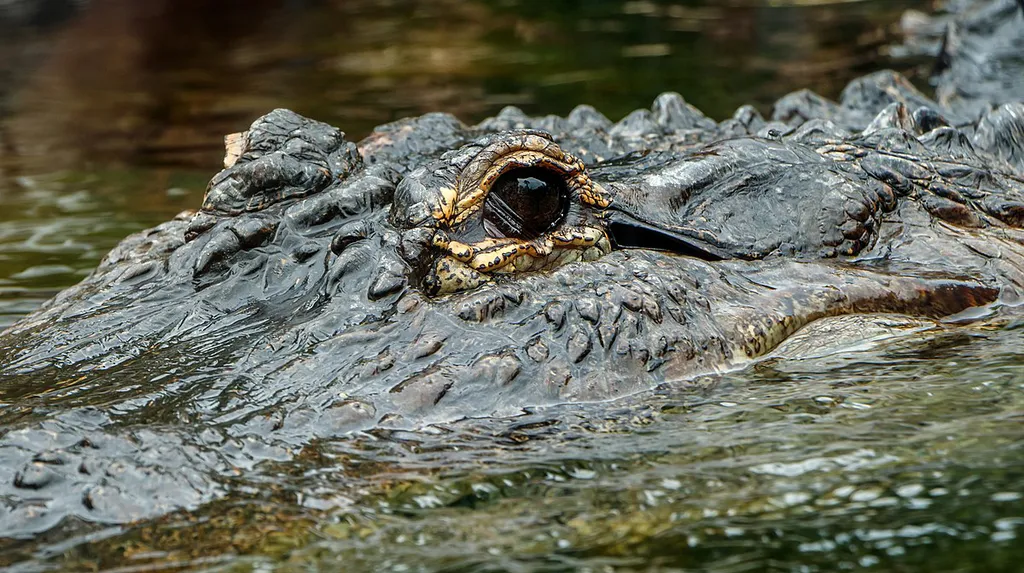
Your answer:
[4,78,1024,427]
[1,58,1024,533]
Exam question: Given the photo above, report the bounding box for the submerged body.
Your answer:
[0,0,1022,538]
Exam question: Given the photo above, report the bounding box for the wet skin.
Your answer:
[0,0,1022,538]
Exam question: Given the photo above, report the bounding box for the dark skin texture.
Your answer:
[0,0,1022,539]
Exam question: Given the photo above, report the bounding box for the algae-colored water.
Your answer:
[1,1,1021,571]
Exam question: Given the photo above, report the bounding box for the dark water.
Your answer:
[1,0,1022,571]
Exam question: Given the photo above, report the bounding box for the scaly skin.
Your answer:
[0,0,1022,538]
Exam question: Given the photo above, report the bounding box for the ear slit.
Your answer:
[607,214,730,261]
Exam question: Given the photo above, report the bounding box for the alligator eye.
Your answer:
[482,167,570,240]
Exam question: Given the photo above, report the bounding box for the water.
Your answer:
[1,0,1022,571]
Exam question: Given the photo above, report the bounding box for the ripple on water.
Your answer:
[0,172,204,329]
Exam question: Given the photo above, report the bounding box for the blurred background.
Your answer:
[0,0,935,326]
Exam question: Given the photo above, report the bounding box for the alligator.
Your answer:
[0,0,1022,537]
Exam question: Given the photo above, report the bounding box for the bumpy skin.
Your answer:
[901,0,1024,126]
[1,0,1023,537]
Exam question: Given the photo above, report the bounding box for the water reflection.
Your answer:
[0,169,207,327]
[1,0,925,173]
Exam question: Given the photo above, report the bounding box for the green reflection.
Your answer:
[0,169,205,328]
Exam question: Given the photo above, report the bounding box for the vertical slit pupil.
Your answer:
[483,167,570,240]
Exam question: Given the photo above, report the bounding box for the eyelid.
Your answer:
[476,154,579,195]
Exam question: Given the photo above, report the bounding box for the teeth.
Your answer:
[532,240,553,257]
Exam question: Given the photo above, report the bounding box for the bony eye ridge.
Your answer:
[389,130,614,296]
[483,167,570,240]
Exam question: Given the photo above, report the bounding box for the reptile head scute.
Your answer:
[390,130,613,295]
